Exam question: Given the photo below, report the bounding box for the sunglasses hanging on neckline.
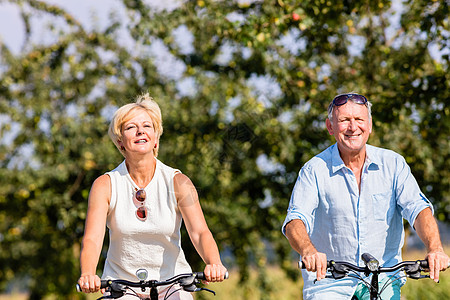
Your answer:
[134,188,147,221]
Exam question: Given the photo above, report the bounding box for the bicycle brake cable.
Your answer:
[164,283,178,300]
[377,270,402,296]
[164,287,183,300]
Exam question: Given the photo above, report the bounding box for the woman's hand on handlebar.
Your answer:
[78,273,102,293]
[203,263,227,283]
[301,251,327,281]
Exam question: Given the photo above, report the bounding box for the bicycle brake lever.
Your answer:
[196,287,216,295]
[313,275,335,284]
[183,283,217,295]
[97,292,124,300]
[102,283,126,299]
[330,270,347,280]
[179,275,196,286]
[182,284,197,292]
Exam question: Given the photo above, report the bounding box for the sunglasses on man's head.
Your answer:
[332,93,368,107]
[134,188,147,221]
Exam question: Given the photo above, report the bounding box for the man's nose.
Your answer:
[348,119,357,130]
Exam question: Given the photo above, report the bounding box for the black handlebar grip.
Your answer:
[194,272,206,280]
[76,280,110,292]
[194,271,229,280]
[298,261,332,269]
[419,260,429,269]
[419,260,450,269]
[100,280,110,289]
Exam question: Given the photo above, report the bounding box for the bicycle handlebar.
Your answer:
[76,271,229,293]
[297,254,449,300]
[298,259,450,271]
[194,271,230,281]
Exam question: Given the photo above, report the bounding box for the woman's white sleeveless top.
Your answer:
[102,159,192,281]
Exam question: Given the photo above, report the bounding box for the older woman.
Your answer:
[78,93,227,299]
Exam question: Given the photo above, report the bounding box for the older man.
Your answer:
[282,93,448,299]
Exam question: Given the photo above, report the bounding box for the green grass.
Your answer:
[194,266,302,300]
[401,274,450,300]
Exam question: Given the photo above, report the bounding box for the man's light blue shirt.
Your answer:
[282,144,433,299]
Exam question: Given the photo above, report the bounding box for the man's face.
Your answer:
[326,101,372,156]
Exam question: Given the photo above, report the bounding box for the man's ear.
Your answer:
[326,118,334,135]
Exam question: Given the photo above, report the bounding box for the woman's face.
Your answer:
[119,109,157,156]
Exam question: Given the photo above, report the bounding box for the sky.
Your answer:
[0,0,117,53]
[0,0,446,70]
[0,0,181,54]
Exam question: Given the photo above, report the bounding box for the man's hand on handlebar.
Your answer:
[425,249,449,283]
[301,251,327,281]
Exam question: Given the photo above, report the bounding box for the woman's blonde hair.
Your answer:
[108,93,163,157]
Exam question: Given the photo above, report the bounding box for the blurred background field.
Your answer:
[1,249,449,300]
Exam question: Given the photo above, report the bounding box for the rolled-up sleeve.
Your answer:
[395,156,433,228]
[282,164,319,236]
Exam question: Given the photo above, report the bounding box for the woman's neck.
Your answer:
[125,155,157,188]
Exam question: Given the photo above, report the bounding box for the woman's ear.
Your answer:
[118,140,125,151]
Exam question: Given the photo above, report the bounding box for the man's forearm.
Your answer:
[414,207,444,252]
[286,219,328,280]
[285,219,317,257]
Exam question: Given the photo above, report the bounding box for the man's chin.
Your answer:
[340,142,366,153]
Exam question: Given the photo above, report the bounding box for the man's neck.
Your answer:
[338,146,367,172]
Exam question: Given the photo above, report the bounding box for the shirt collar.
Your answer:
[365,144,383,169]
[331,144,346,174]
[331,143,382,174]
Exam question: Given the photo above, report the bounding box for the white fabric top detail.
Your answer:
[102,159,192,281]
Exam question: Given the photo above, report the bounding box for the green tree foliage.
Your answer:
[0,0,448,298]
